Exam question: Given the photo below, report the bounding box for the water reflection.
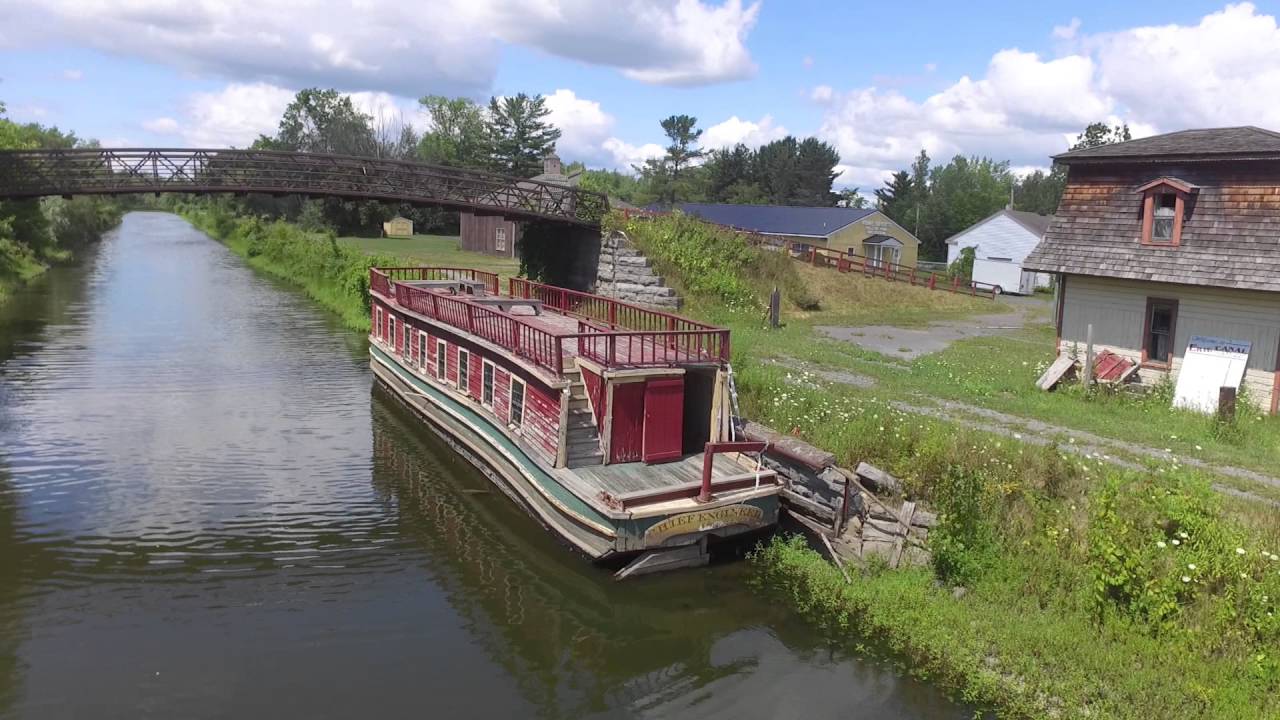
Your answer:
[0,212,968,719]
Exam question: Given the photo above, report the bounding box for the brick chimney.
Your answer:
[543,150,562,176]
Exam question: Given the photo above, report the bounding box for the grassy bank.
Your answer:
[0,197,124,306]
[338,234,520,281]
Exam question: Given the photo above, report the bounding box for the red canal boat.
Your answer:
[368,267,780,576]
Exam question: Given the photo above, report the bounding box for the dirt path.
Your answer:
[816,295,1051,360]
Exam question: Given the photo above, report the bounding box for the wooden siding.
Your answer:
[609,382,645,464]
[1060,274,1280,410]
[1026,162,1280,292]
[945,214,1050,291]
[372,298,563,463]
[581,366,607,433]
[642,377,684,464]
[459,211,520,257]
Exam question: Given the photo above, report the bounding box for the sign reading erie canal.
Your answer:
[643,504,766,545]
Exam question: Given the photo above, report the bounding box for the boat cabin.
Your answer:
[366,267,778,567]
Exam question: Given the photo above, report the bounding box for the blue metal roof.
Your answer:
[670,203,878,237]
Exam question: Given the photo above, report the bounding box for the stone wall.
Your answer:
[593,231,680,309]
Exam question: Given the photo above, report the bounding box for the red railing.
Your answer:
[575,323,729,368]
[800,246,998,299]
[373,268,729,374]
[699,441,769,503]
[391,281,572,373]
[372,267,500,295]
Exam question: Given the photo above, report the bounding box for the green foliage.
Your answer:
[266,88,376,155]
[930,465,999,585]
[417,95,492,168]
[946,245,974,280]
[605,210,817,312]
[487,93,561,177]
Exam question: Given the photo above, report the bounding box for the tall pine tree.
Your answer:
[487,93,561,177]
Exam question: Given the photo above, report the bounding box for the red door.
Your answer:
[609,381,645,464]
[642,377,684,464]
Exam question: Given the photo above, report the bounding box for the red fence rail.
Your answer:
[799,246,998,299]
[373,269,728,374]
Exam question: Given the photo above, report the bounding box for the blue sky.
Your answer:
[3,1,1279,191]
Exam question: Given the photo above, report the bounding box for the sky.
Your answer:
[3,1,1280,193]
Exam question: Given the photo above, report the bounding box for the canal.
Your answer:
[0,212,968,719]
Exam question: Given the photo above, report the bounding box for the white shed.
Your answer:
[944,209,1053,294]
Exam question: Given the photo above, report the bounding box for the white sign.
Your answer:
[1172,335,1252,413]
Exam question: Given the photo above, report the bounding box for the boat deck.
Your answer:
[556,452,773,514]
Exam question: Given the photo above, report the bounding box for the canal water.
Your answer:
[0,212,968,719]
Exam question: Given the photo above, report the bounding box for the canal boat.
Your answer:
[367,267,780,576]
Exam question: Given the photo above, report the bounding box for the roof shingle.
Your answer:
[667,202,877,238]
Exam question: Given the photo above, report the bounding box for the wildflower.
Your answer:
[1236,547,1247,555]
[1156,541,1167,549]
[1179,531,1189,539]
[1195,445,1203,451]
[1181,576,1191,583]
[1172,539,1181,546]
[1188,563,1197,570]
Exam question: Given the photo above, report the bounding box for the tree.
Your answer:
[921,155,1013,259]
[792,137,841,206]
[271,88,375,156]
[1072,122,1132,150]
[875,171,915,223]
[487,93,561,177]
[660,115,703,184]
[416,96,491,168]
[837,188,868,208]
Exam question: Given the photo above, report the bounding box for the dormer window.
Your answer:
[1152,193,1177,242]
[1136,177,1196,247]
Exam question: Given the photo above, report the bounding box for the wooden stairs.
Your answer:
[565,374,604,468]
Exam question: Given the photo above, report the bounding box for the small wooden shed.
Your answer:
[382,216,413,238]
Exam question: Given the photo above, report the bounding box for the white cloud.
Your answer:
[817,3,1280,190]
[7,0,759,93]
[142,117,180,134]
[810,85,834,104]
[602,138,665,169]
[701,114,788,149]
[1052,18,1082,40]
[175,82,295,147]
[348,91,429,133]
[543,88,667,170]
[62,69,83,81]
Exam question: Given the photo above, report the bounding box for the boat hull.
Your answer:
[370,345,779,562]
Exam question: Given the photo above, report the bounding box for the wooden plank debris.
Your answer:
[1036,354,1076,391]
[820,533,852,584]
[854,462,902,495]
[889,501,916,569]
[741,421,835,469]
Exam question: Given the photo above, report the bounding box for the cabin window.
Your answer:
[388,316,396,350]
[435,339,446,380]
[495,227,507,252]
[509,377,526,427]
[1152,193,1177,242]
[457,349,470,394]
[1143,298,1179,367]
[1138,179,1192,247]
[403,323,413,358]
[375,307,384,339]
[418,331,428,369]
[481,361,495,408]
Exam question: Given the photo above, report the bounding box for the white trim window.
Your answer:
[509,377,526,427]
[418,331,428,369]
[375,307,384,340]
[403,323,413,359]
[457,349,470,394]
[481,360,495,408]
[435,339,446,380]
[495,226,507,253]
[388,316,396,351]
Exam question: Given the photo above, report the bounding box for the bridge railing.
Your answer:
[374,267,500,295]
[0,148,608,226]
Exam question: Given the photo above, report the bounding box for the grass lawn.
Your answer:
[339,234,520,281]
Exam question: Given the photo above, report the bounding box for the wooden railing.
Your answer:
[800,246,998,299]
[373,267,500,295]
[372,268,730,374]
[391,280,574,374]
[574,324,729,368]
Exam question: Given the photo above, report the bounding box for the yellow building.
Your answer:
[672,203,920,268]
[382,216,414,238]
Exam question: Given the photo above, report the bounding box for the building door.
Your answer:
[642,377,684,464]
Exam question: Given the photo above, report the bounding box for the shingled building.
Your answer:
[1024,126,1280,413]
